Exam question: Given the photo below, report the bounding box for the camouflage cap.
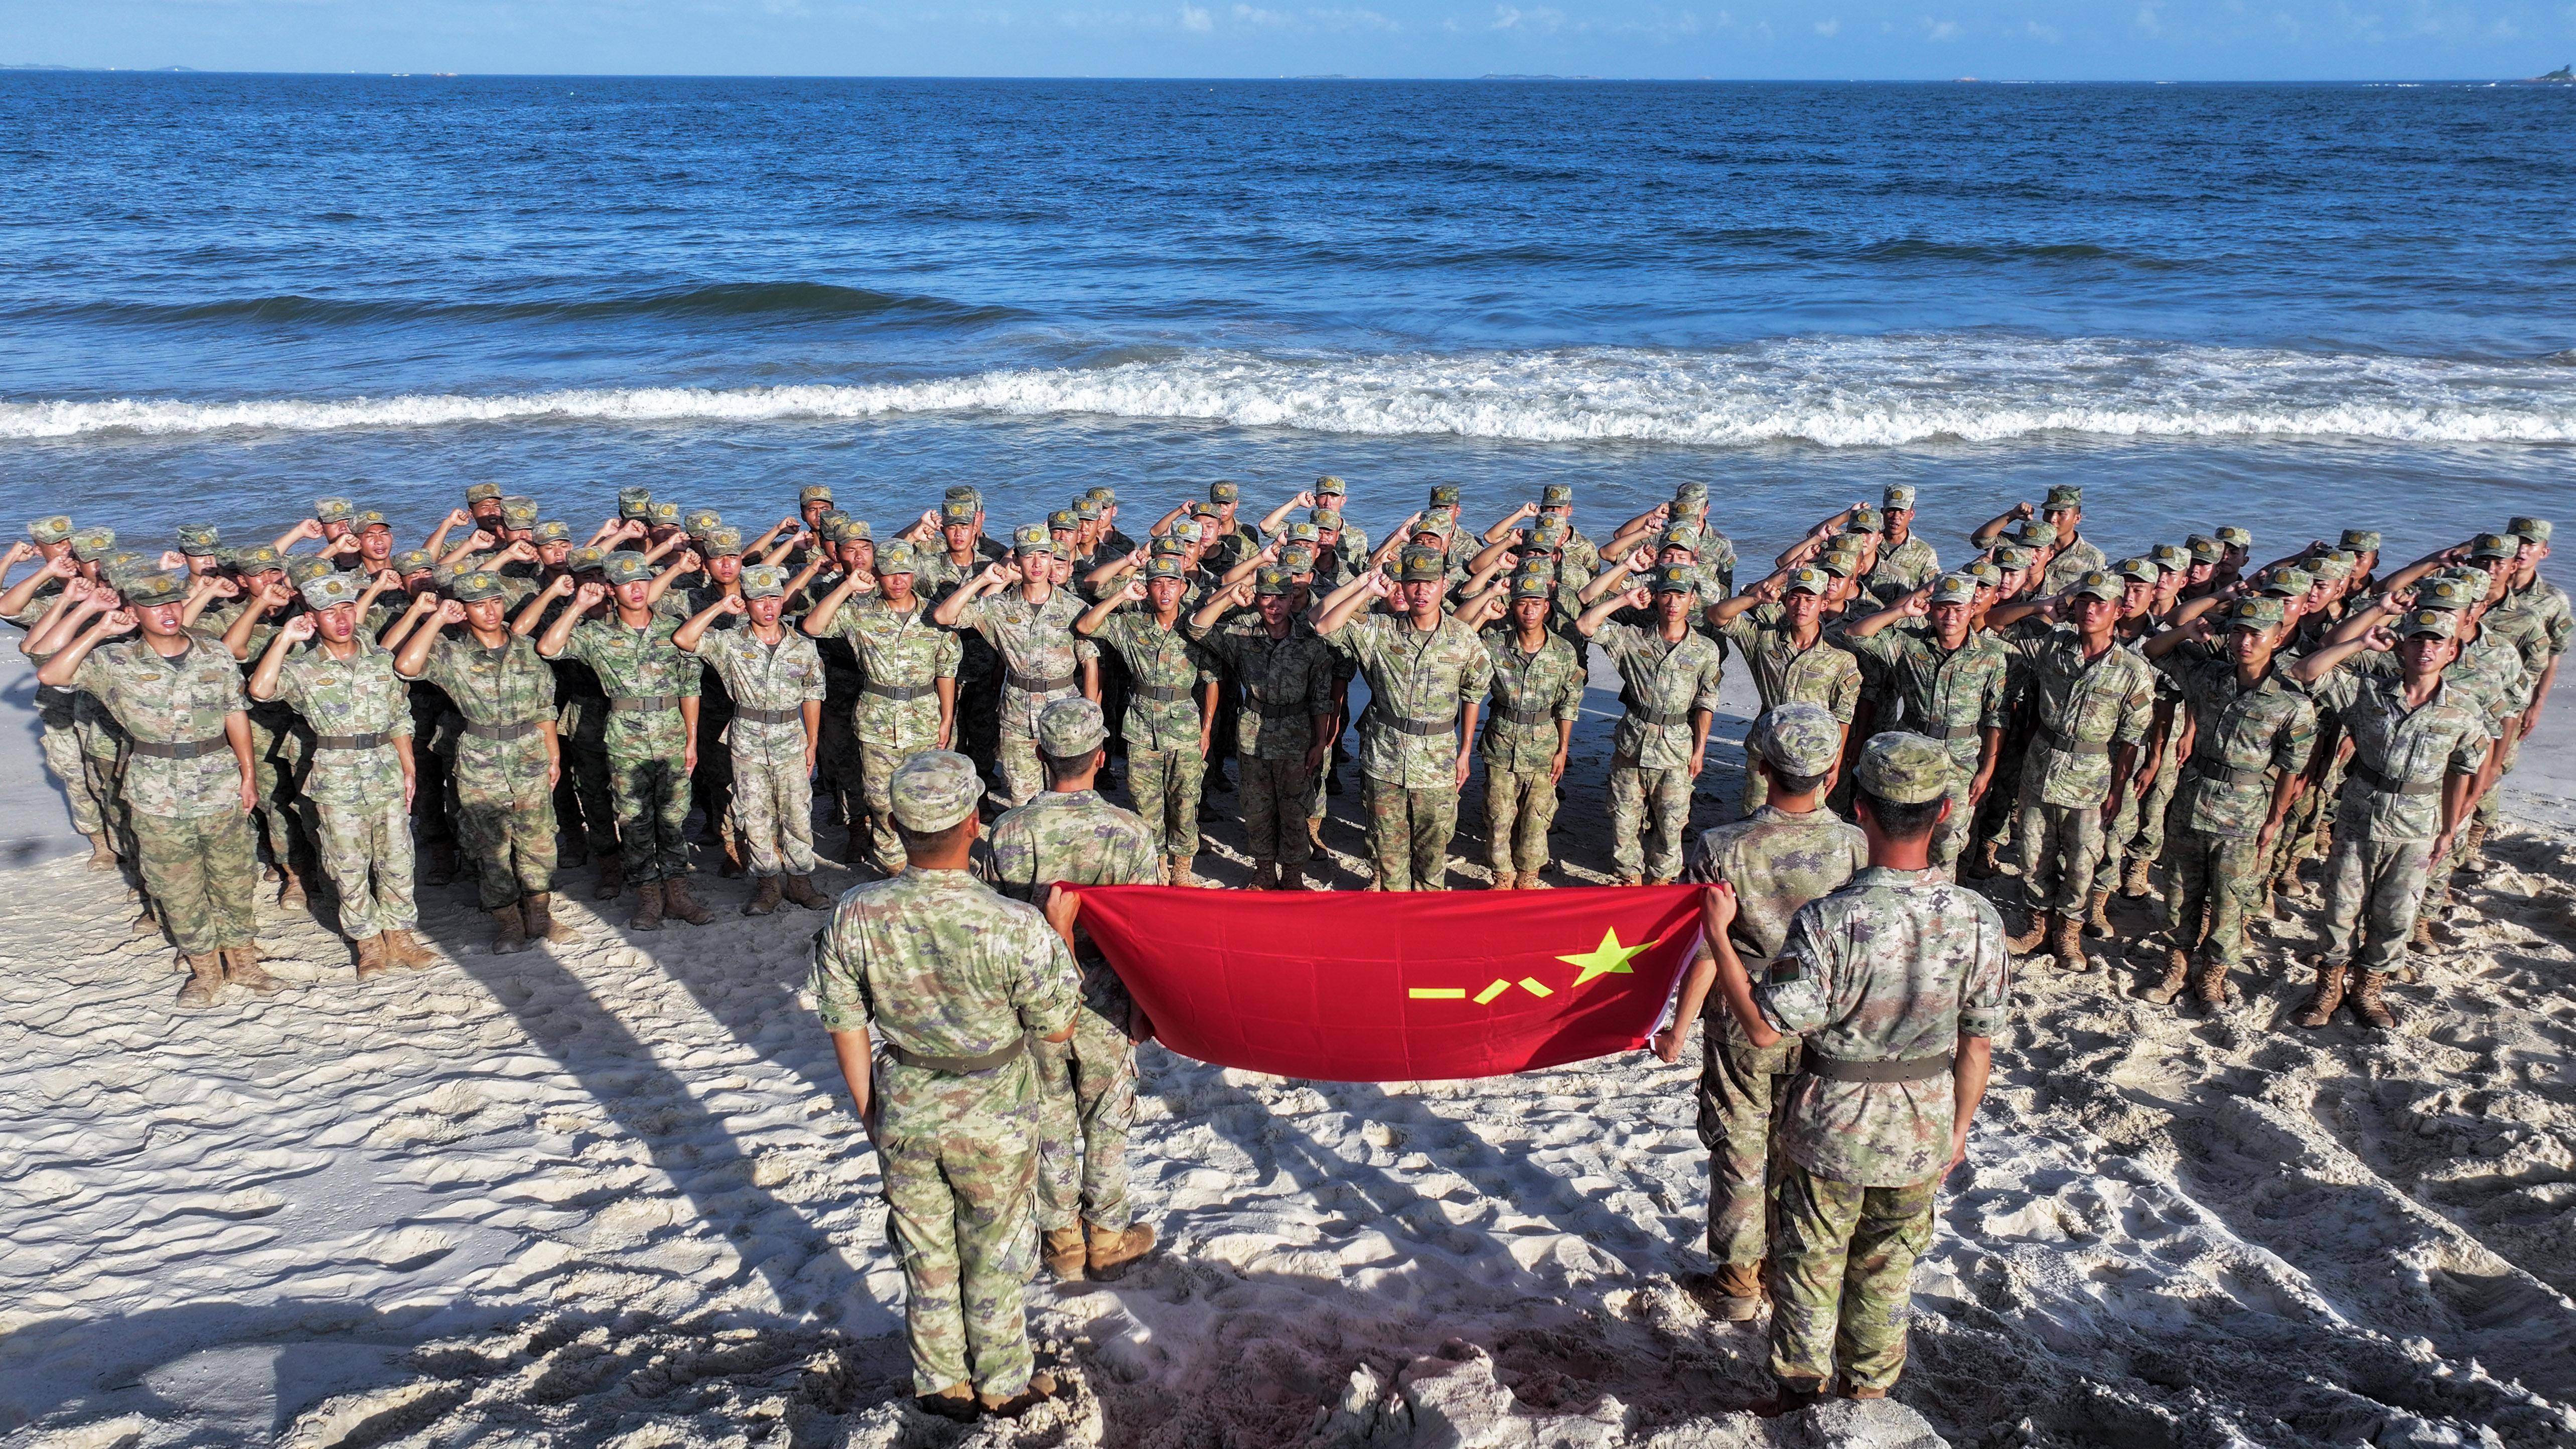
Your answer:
[2008,519,2059,549]
[2114,556,2161,584]
[465,482,506,505]
[799,484,833,504]
[353,508,391,531]
[1657,523,1699,553]
[2397,607,2457,640]
[1143,555,1186,583]
[2506,517,2551,544]
[1856,731,1953,805]
[1750,701,1844,778]
[1313,475,1347,497]
[1280,543,1319,573]
[702,526,745,558]
[393,548,436,574]
[100,552,156,588]
[567,546,606,572]
[1086,486,1118,506]
[1284,521,1321,545]
[1311,507,1343,532]
[648,501,681,526]
[500,496,540,527]
[1427,484,1460,507]
[2415,575,2479,611]
[2309,549,2356,581]
[1992,546,2035,572]
[2340,528,2383,553]
[122,570,189,608]
[69,526,118,561]
[1210,481,1241,505]
[740,564,788,599]
[1150,534,1190,557]
[1540,482,1575,508]
[1883,484,1918,511]
[2067,570,2124,602]
[890,749,982,831]
[944,485,981,507]
[300,571,364,610]
[1783,565,1832,596]
[1074,498,1102,520]
[229,544,285,575]
[683,508,723,538]
[176,523,222,556]
[2042,484,2082,512]
[1930,572,1979,606]
[1650,562,1698,596]
[1846,506,1886,535]
[1037,697,1108,758]
[2214,525,2253,549]
[28,516,73,545]
[2187,534,2225,564]
[449,571,507,604]
[1528,516,1569,551]
[1013,523,1051,556]
[1510,570,1553,601]
[1811,549,1858,579]
[1048,538,1072,560]
[1673,481,1709,505]
[876,539,921,574]
[1396,547,1447,584]
[824,516,872,544]
[2149,543,2191,574]
[940,498,978,525]
[2226,596,2286,630]
[2259,567,2313,598]
[1190,501,1224,521]
[287,557,337,586]
[1253,564,1294,596]
[314,496,355,523]
[617,487,654,519]
[2468,531,2518,560]
[1047,509,1079,533]
[1962,560,2003,588]
[533,520,573,544]
[601,552,656,586]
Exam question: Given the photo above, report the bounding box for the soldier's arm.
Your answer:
[218,587,277,663]
[512,575,572,638]
[1697,884,1783,1049]
[35,605,125,688]
[1307,569,1382,637]
[390,594,450,679]
[246,624,303,702]
[1572,587,1640,640]
[534,597,585,660]
[800,568,872,637]
[1968,503,2031,550]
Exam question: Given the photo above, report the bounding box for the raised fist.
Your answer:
[718,594,748,616]
[436,600,468,626]
[99,610,139,636]
[280,615,318,643]
[575,582,608,608]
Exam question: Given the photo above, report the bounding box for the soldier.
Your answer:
[1576,563,1727,885]
[1,519,121,869]
[1663,702,1867,1322]
[2479,517,2566,854]
[1667,484,1739,599]
[1472,571,1585,890]
[1971,485,2105,595]
[1700,732,2008,1405]
[248,571,434,978]
[1189,566,1339,890]
[674,525,749,877]
[391,573,563,955]
[675,563,832,915]
[981,699,1161,1282]
[804,539,962,874]
[37,570,273,1005]
[1309,549,1494,891]
[1708,567,1863,815]
[2283,608,2492,1029]
[1837,574,2011,874]
[1865,485,1941,604]
[933,526,1096,811]
[210,551,318,907]
[1986,572,2156,971]
[1074,556,1216,885]
[535,553,708,930]
[808,750,1080,1420]
[2101,555,2180,916]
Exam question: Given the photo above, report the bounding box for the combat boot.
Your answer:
[276,863,309,909]
[2083,886,2115,939]
[490,906,532,955]
[915,1385,978,1424]
[977,1372,1063,1419]
[1085,1220,1156,1276]
[1169,856,1199,888]
[1283,862,1310,891]
[558,840,587,871]
[2293,960,2346,1029]
[2192,956,2229,1009]
[177,953,224,1007]
[629,881,666,932]
[2409,914,2437,952]
[2464,818,2489,864]
[132,903,161,935]
[353,933,391,981]
[1710,1262,1764,1322]
[1520,871,1550,889]
[2051,913,2089,971]
[1617,874,1643,887]
[83,831,118,872]
[742,876,782,916]
[1252,860,1279,891]
[1043,1227,1087,1280]
[662,876,714,925]
[1969,838,2003,879]
[1486,868,1514,890]
[781,874,831,911]
[718,833,745,880]
[223,944,279,994]
[381,929,437,968]
[523,892,571,944]
[592,853,623,902]
[2006,909,2054,956]
[2121,856,2154,900]
[423,838,457,888]
[2353,971,2398,1029]
[2259,877,2278,921]
[2143,945,2191,1004]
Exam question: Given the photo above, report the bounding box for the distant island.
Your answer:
[2534,64,2573,82]
[1478,74,1602,81]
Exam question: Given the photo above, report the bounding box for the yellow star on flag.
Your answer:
[1558,927,1657,987]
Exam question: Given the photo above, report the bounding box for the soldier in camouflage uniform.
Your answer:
[250,571,436,978]
[935,526,1096,811]
[2393,564,2525,943]
[676,563,833,915]
[980,699,1160,1282]
[209,549,320,906]
[1,519,120,868]
[1839,574,2011,874]
[1474,571,1585,889]
[808,750,1080,1419]
[1665,703,1868,1321]
[1971,484,2106,596]
[1710,567,1863,815]
[1702,732,2008,1404]
[2478,516,2567,851]
[2139,596,2318,1008]
[2285,608,2492,1029]
[1577,563,1726,885]
[392,574,563,955]
[537,553,709,930]
[1189,566,1339,889]
[804,540,963,874]
[674,525,749,877]
[913,494,1006,786]
[1310,549,1495,891]
[1861,485,1942,606]
[40,571,274,1005]
[1075,556,1217,883]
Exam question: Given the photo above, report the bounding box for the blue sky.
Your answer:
[4,0,2570,78]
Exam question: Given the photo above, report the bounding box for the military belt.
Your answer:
[2195,760,2271,788]
[1924,720,1983,742]
[609,695,682,713]
[1376,707,1459,738]
[2350,759,2440,797]
[1803,1051,1954,1083]
[733,706,803,726]
[862,681,932,702]
[1631,707,1693,730]
[313,732,391,750]
[1133,682,1197,704]
[2036,726,2110,757]
[1007,669,1078,694]
[1492,704,1555,728]
[463,719,542,742]
[1252,694,1312,716]
[130,737,229,760]
[889,1036,1028,1074]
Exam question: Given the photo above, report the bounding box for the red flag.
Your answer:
[1065,884,1703,1081]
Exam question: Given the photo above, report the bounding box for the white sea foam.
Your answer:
[6,335,2572,447]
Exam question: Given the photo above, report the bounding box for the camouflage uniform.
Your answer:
[2413,624,2525,919]
[1860,534,1942,609]
[1756,850,2009,1393]
[1088,609,1214,859]
[1713,604,1861,815]
[2308,650,2491,981]
[816,597,962,871]
[2037,534,2110,596]
[410,631,559,910]
[1327,611,1495,891]
[1593,617,1726,882]
[915,548,1005,783]
[807,789,1079,1397]
[199,594,309,877]
[955,588,1092,809]
[1475,626,1586,880]
[692,624,827,878]
[2480,569,2570,829]
[74,635,259,957]
[7,577,112,839]
[2154,653,2318,970]
[273,636,417,938]
[559,613,700,884]
[1839,622,2008,868]
[2007,624,2156,916]
[1191,616,1338,870]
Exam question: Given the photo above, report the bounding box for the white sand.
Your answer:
[3,651,2573,1449]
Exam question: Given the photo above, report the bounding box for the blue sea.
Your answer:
[2,74,2570,571]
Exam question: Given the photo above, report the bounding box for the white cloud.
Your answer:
[1922,16,1959,39]
[1813,16,1839,34]
[1491,4,1565,30]
[1178,1,1211,27]
[1232,2,1290,21]
[1308,6,1397,29]
[2025,19,2060,40]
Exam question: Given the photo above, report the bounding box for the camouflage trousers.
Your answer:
[995,730,1047,812]
[879,1056,1043,1398]
[1931,775,1975,871]
[456,756,558,911]
[246,709,309,868]
[2273,757,2344,881]
[815,699,864,832]
[1971,734,2030,854]
[2015,779,2104,915]
[2163,828,2262,966]
[2320,834,2434,976]
[132,810,258,957]
[858,736,936,873]
[83,743,139,874]
[40,722,105,836]
[1769,1160,1940,1393]
[1695,1009,1799,1270]
[956,652,1001,782]
[1125,744,1204,860]
[693,699,736,854]
[2108,754,2180,879]
[730,751,817,878]
[1363,775,1458,891]
[1033,971,1138,1233]
[1482,765,1557,877]
[559,740,618,858]
[1239,754,1313,866]
[607,747,693,883]
[1609,758,1694,882]
[307,798,419,938]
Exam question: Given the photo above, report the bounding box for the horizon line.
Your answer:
[4,66,2570,84]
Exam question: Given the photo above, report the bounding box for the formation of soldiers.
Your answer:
[5,474,2564,1412]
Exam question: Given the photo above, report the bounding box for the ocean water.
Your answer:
[2,73,2569,571]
